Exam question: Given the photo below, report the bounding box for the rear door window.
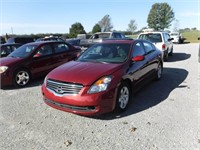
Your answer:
[54,43,69,53]
[36,44,53,57]
[132,42,145,57]
[143,41,155,54]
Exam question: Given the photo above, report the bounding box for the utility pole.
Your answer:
[11,27,13,34]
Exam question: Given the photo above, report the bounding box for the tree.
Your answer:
[191,27,197,30]
[69,22,86,38]
[92,24,101,33]
[127,19,137,34]
[98,15,113,32]
[147,3,175,30]
[172,19,180,32]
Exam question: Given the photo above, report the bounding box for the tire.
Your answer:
[155,62,163,81]
[13,69,31,87]
[169,47,173,56]
[164,49,169,61]
[115,82,131,112]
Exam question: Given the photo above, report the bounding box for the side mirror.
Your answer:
[33,53,41,58]
[168,38,174,41]
[132,55,145,62]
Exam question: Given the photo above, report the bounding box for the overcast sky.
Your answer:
[0,0,199,35]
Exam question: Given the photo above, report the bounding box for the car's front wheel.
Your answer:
[169,47,173,56]
[164,49,169,61]
[115,82,131,112]
[13,69,31,87]
[155,62,163,80]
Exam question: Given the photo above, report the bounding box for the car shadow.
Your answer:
[182,42,190,44]
[174,42,190,44]
[91,67,188,120]
[167,52,191,62]
[0,77,44,90]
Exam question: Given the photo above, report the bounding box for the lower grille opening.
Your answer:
[44,98,96,112]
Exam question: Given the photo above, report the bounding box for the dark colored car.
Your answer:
[66,38,80,47]
[42,39,163,116]
[6,37,34,44]
[0,41,81,87]
[0,43,22,57]
[36,37,65,42]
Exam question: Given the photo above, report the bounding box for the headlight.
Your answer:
[0,66,8,74]
[88,76,112,94]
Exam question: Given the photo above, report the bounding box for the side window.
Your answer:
[36,44,53,57]
[132,42,145,57]
[120,33,125,38]
[1,46,11,55]
[166,33,170,41]
[163,33,168,42]
[143,42,155,54]
[54,43,69,53]
[113,33,121,38]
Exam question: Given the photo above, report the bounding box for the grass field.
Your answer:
[127,30,200,43]
[181,30,200,43]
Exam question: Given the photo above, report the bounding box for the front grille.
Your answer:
[47,79,83,96]
[44,98,96,112]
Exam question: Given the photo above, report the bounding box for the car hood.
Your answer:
[47,61,123,86]
[0,56,22,66]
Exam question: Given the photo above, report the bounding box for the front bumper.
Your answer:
[0,70,13,87]
[42,84,117,116]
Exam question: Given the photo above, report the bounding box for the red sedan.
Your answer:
[42,39,163,116]
[0,41,81,87]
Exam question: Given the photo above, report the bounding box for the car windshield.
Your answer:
[77,43,131,63]
[139,33,162,43]
[8,44,37,58]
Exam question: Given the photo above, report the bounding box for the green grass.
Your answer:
[181,30,200,43]
[126,34,138,39]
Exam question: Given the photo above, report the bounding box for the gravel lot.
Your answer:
[0,43,199,150]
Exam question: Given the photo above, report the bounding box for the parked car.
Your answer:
[170,32,185,44]
[0,43,22,57]
[0,41,81,87]
[0,36,6,44]
[198,37,200,63]
[66,38,80,47]
[138,31,173,61]
[42,39,163,116]
[6,36,34,44]
[36,36,65,42]
[79,32,126,48]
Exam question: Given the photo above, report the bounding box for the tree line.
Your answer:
[68,2,175,38]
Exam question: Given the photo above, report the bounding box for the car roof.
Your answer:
[101,38,145,44]
[25,41,66,46]
[94,31,121,34]
[0,43,22,46]
[139,31,166,34]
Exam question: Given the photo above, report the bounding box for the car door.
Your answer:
[163,33,173,51]
[128,41,148,88]
[52,43,76,68]
[142,41,158,76]
[30,44,54,77]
